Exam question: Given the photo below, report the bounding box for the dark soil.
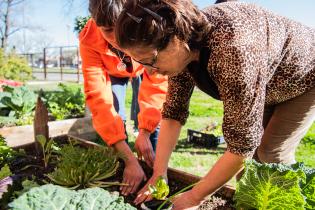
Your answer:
[4,136,235,210]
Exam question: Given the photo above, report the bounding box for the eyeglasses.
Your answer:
[134,50,159,69]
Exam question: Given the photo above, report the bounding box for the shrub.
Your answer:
[0,49,32,82]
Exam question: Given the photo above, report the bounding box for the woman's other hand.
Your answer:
[135,128,155,167]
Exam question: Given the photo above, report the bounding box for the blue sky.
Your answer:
[12,0,315,53]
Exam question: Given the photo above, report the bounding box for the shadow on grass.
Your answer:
[174,138,226,155]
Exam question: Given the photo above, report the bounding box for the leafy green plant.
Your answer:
[43,83,85,120]
[156,181,197,210]
[0,135,16,166]
[74,16,91,34]
[0,49,32,82]
[9,184,136,210]
[0,86,36,126]
[300,167,315,210]
[47,144,123,189]
[0,164,11,180]
[0,164,13,199]
[36,135,59,168]
[149,176,170,200]
[234,160,309,210]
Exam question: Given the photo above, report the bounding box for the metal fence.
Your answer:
[20,46,83,82]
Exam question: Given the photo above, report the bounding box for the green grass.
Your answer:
[25,81,82,92]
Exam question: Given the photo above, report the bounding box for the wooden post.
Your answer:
[34,96,49,155]
[77,47,80,83]
[60,47,63,81]
[43,48,47,80]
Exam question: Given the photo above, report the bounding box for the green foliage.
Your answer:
[0,86,36,126]
[36,135,59,168]
[0,164,12,180]
[0,135,16,166]
[234,160,308,210]
[0,164,13,201]
[0,49,32,82]
[74,16,91,34]
[47,144,122,189]
[13,178,40,198]
[301,168,315,210]
[149,176,170,200]
[43,83,85,120]
[9,184,136,210]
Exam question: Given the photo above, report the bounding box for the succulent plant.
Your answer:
[47,144,124,189]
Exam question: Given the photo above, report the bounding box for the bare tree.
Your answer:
[0,0,27,50]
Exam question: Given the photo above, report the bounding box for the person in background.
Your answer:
[115,0,315,208]
[80,0,168,196]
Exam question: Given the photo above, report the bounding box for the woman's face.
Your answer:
[124,37,196,76]
[100,26,121,49]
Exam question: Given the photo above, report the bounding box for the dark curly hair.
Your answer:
[115,0,212,51]
[89,0,126,27]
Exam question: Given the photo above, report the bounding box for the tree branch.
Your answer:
[11,0,25,7]
[7,27,21,36]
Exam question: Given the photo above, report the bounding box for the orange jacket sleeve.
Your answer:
[80,44,127,146]
[137,70,168,132]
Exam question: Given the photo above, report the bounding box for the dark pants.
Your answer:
[110,75,159,151]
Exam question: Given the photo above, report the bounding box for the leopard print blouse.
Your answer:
[161,2,315,157]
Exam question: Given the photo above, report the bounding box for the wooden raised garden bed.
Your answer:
[3,134,235,210]
[1,98,236,209]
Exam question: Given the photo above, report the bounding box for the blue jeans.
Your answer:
[110,75,159,151]
[131,75,141,129]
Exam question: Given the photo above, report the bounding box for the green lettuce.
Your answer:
[9,184,136,210]
[234,160,306,210]
[149,176,170,200]
[301,168,315,210]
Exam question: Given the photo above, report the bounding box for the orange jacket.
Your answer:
[79,19,168,145]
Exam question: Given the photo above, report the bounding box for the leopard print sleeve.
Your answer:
[211,32,269,158]
[161,69,195,124]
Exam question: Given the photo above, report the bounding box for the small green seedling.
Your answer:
[149,176,170,200]
[36,135,58,168]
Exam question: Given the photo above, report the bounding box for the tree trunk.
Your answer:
[2,0,12,50]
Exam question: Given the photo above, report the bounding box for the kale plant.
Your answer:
[47,144,122,189]
[0,86,36,126]
[9,184,136,210]
[233,160,312,210]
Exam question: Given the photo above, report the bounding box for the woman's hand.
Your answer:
[113,140,147,196]
[121,158,147,196]
[135,129,155,167]
[171,190,204,210]
[134,172,167,205]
